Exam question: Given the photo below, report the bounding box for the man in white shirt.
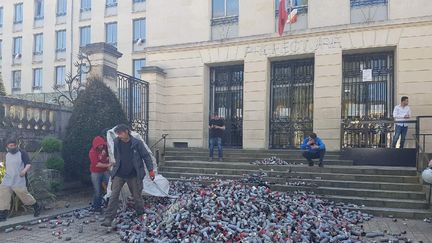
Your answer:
[392,96,411,148]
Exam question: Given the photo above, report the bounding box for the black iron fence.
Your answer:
[269,59,314,149]
[341,119,416,148]
[209,65,244,148]
[117,72,149,141]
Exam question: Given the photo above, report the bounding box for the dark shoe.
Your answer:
[218,158,223,162]
[308,161,314,167]
[33,203,42,217]
[208,157,213,162]
[318,162,324,168]
[101,218,113,227]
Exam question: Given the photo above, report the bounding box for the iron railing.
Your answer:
[117,72,149,142]
[341,119,416,148]
[269,58,314,149]
[414,116,432,172]
[209,65,244,148]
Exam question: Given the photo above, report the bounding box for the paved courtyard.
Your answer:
[0,215,431,242]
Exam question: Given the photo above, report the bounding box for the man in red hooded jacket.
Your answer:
[89,136,113,212]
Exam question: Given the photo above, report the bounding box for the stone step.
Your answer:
[166,148,341,155]
[322,195,429,210]
[160,161,417,176]
[162,176,429,214]
[164,156,353,165]
[316,187,425,200]
[161,172,423,200]
[344,206,432,219]
[165,150,342,159]
[159,166,419,183]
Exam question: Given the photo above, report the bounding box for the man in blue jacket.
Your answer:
[300,133,326,167]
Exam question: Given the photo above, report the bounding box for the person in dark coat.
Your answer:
[101,124,155,227]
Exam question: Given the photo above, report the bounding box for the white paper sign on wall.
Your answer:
[362,69,372,82]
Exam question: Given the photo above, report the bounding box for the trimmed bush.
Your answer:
[41,137,63,153]
[45,156,65,172]
[62,77,128,183]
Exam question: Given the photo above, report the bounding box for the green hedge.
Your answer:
[45,156,65,172]
[41,137,63,153]
[62,77,128,183]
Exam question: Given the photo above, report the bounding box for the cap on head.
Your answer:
[114,124,130,134]
[6,138,17,146]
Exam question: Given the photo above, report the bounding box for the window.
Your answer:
[105,22,117,47]
[34,33,43,55]
[80,26,91,47]
[0,7,3,27]
[350,0,388,23]
[275,0,308,32]
[133,0,145,2]
[35,0,44,20]
[350,0,387,7]
[133,19,146,41]
[212,0,238,18]
[106,0,117,7]
[13,37,22,56]
[14,3,23,24]
[33,68,43,88]
[133,59,146,78]
[55,66,66,86]
[56,30,66,52]
[81,0,91,12]
[12,71,21,90]
[57,0,67,16]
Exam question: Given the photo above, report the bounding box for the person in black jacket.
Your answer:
[101,124,155,227]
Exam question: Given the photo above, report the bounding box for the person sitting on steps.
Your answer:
[300,133,326,167]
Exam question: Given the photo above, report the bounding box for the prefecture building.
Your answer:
[1,0,432,151]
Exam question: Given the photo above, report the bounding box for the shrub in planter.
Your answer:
[45,156,65,172]
[41,137,63,153]
[63,77,128,183]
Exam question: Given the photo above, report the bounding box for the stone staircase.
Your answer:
[159,148,432,219]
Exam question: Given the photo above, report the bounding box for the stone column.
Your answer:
[313,49,343,151]
[140,66,166,148]
[82,43,123,91]
[243,55,269,149]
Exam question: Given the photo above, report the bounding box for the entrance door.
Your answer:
[270,59,314,149]
[341,52,394,148]
[210,65,243,148]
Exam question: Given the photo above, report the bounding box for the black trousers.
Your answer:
[302,149,326,163]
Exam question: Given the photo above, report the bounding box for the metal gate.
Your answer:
[117,72,149,141]
[270,59,314,149]
[341,52,394,148]
[210,65,243,148]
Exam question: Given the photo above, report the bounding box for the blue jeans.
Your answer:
[91,172,110,210]
[392,125,408,148]
[209,137,223,159]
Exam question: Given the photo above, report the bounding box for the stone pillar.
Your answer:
[243,55,269,149]
[82,43,123,91]
[313,49,343,151]
[140,66,166,148]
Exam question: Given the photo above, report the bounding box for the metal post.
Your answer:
[429,184,431,206]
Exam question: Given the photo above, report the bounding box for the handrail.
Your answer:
[414,116,432,172]
[413,133,431,172]
[150,134,168,156]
